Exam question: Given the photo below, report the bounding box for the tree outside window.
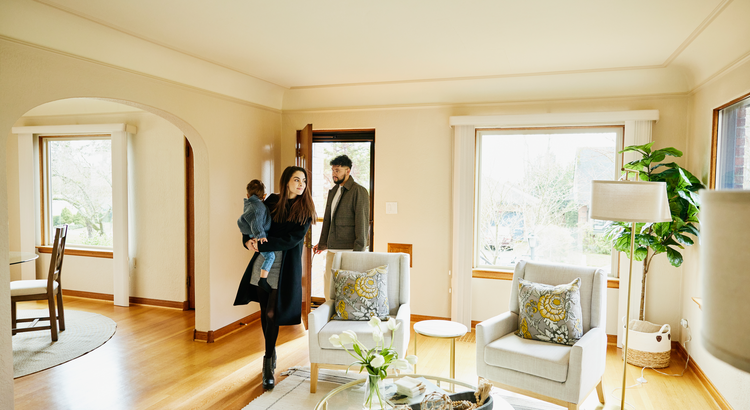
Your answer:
[476,129,620,274]
[45,137,113,248]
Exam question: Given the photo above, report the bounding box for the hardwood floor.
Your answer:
[13,296,721,410]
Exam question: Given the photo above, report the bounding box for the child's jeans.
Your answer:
[259,251,275,272]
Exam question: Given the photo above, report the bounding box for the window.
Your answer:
[41,136,113,249]
[713,94,750,189]
[475,127,622,274]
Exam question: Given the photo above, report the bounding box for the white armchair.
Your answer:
[308,251,410,393]
[476,260,607,410]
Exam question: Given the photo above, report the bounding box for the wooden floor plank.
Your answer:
[12,297,720,409]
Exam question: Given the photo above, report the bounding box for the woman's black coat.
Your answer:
[233,194,311,326]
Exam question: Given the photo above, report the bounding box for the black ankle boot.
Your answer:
[262,355,275,390]
[258,277,272,294]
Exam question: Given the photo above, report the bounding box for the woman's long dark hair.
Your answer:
[272,166,317,225]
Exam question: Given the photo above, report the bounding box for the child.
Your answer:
[237,180,274,292]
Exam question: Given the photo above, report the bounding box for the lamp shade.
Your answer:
[700,190,750,373]
[590,180,672,223]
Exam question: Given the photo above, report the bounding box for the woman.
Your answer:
[234,166,316,390]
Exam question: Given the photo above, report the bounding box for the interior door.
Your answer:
[185,137,195,310]
[296,124,313,329]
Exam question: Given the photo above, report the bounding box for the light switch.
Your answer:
[385,202,398,214]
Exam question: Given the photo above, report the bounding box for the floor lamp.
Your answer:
[590,174,671,410]
[700,190,750,374]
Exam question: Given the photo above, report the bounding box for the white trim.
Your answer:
[17,133,36,280]
[12,124,136,306]
[449,110,659,127]
[12,123,137,135]
[450,125,475,327]
[112,131,130,306]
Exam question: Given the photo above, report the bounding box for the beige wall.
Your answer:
[7,109,188,301]
[283,95,690,326]
[0,38,284,405]
[683,57,750,409]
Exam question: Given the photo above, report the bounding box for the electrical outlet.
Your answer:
[681,318,689,328]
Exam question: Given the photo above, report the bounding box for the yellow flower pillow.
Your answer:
[331,265,389,321]
[515,277,583,345]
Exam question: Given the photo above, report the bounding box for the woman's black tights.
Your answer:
[257,283,278,358]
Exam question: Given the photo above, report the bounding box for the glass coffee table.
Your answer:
[314,373,507,410]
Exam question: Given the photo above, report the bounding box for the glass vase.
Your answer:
[363,373,386,409]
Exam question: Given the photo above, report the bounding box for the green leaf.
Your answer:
[679,224,699,237]
[651,242,667,254]
[620,142,654,155]
[353,343,363,357]
[673,232,694,246]
[634,247,648,261]
[666,247,684,267]
[663,237,684,249]
[653,222,671,237]
[677,168,693,187]
[650,151,666,163]
[677,190,697,208]
[651,162,679,171]
[614,233,631,253]
[671,216,686,232]
[623,161,648,172]
[652,147,683,158]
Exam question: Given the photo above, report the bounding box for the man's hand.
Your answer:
[312,244,327,254]
[258,237,268,244]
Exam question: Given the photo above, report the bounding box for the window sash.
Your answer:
[714,95,750,190]
[474,126,623,275]
[40,135,114,250]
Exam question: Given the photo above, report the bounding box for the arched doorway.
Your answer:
[8,98,199,318]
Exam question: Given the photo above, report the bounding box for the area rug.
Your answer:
[12,309,117,378]
[243,367,565,410]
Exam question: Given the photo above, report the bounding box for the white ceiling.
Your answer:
[35,0,748,90]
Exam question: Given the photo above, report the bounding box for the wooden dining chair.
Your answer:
[11,225,68,342]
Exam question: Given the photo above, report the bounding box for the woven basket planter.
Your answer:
[622,319,671,368]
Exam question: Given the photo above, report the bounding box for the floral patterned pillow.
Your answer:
[515,277,583,346]
[331,265,389,321]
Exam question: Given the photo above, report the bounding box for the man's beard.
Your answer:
[333,177,344,185]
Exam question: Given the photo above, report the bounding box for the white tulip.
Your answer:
[340,330,357,345]
[372,329,383,343]
[370,354,385,368]
[368,316,381,328]
[406,355,418,365]
[387,318,400,331]
[329,334,343,347]
[392,358,411,370]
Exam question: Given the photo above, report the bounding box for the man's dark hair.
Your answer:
[246,179,266,198]
[330,155,353,169]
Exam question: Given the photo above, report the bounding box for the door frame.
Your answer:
[310,129,376,306]
[185,137,195,310]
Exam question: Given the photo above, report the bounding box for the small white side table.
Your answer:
[413,320,468,379]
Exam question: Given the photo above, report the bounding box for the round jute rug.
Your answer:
[12,309,117,378]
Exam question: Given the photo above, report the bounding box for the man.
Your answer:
[313,154,370,296]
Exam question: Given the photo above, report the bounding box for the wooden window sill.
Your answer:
[472,269,620,289]
[36,246,113,259]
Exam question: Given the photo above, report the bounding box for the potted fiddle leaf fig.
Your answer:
[606,142,705,321]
